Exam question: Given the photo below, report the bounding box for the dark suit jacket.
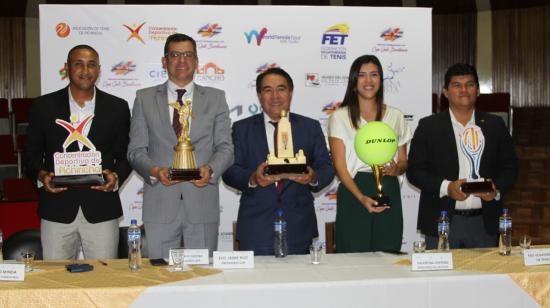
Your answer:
[24,87,131,224]
[407,110,518,236]
[222,113,335,255]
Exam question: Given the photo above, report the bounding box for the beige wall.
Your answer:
[25,17,40,97]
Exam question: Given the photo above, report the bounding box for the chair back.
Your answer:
[2,229,42,260]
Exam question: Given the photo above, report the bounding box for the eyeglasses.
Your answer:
[166,51,196,59]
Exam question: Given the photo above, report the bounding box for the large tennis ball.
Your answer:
[354,121,398,165]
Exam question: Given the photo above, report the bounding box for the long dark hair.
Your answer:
[341,55,384,129]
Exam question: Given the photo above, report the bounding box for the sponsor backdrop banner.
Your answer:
[40,5,431,252]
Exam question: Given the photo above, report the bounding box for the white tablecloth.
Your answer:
[132,252,539,308]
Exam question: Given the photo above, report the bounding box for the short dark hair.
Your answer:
[444,63,479,89]
[164,33,197,57]
[341,54,385,129]
[256,67,294,94]
[66,45,99,63]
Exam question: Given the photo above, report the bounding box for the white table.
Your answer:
[132,252,539,308]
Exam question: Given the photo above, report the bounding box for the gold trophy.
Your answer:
[354,121,398,208]
[264,110,308,177]
[168,99,201,181]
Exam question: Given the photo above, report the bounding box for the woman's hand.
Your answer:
[359,195,388,213]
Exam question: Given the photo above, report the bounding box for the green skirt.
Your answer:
[335,172,403,253]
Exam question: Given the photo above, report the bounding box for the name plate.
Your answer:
[0,263,25,281]
[412,252,453,271]
[524,248,550,266]
[213,251,254,269]
[183,249,209,265]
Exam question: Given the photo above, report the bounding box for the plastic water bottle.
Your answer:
[437,211,450,251]
[499,208,512,256]
[274,209,288,258]
[128,219,142,271]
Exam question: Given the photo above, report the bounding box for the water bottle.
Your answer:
[128,219,142,271]
[274,209,288,258]
[437,211,450,251]
[499,208,512,256]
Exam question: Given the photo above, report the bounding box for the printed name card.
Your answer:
[524,248,550,266]
[412,252,453,271]
[183,249,209,265]
[213,251,254,269]
[0,263,25,281]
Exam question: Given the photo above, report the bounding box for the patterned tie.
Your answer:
[172,89,186,136]
[269,121,283,193]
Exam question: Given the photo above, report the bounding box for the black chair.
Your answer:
[118,226,148,258]
[2,229,42,260]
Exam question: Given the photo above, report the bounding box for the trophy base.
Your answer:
[264,163,308,179]
[371,195,391,208]
[51,174,105,188]
[461,180,493,193]
[169,168,202,181]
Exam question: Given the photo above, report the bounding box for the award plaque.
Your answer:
[354,121,398,208]
[51,114,105,188]
[169,99,201,181]
[459,124,493,193]
[264,110,308,178]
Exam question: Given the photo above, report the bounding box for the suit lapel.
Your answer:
[252,114,269,159]
[85,88,103,149]
[190,83,206,142]
[155,82,175,140]
[441,111,459,178]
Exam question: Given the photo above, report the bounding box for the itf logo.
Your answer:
[244,28,268,46]
[321,24,349,45]
[123,22,146,44]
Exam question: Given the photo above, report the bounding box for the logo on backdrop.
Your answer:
[147,65,168,83]
[198,23,222,38]
[244,28,268,45]
[322,101,342,115]
[248,63,279,88]
[123,22,146,44]
[306,73,348,87]
[149,25,178,42]
[244,27,301,46]
[56,22,71,38]
[321,24,349,60]
[229,103,261,121]
[196,23,227,49]
[102,60,141,88]
[372,26,408,53]
[195,62,225,83]
[111,61,136,76]
[59,66,68,80]
[384,62,405,94]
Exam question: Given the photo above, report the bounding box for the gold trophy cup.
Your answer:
[169,99,201,181]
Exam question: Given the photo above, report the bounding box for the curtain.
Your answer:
[492,6,550,107]
[432,13,476,97]
[0,17,26,100]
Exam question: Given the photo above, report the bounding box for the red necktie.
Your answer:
[172,89,186,136]
[269,121,283,193]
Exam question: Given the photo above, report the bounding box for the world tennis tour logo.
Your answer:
[123,22,146,44]
[244,28,268,45]
[56,22,71,38]
[198,23,222,38]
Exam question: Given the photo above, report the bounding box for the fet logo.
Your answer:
[244,27,268,46]
[123,22,146,44]
[324,186,337,200]
[322,101,342,115]
[321,24,349,45]
[59,66,67,80]
[56,22,71,38]
[380,27,403,41]
[198,23,222,38]
[111,61,136,76]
